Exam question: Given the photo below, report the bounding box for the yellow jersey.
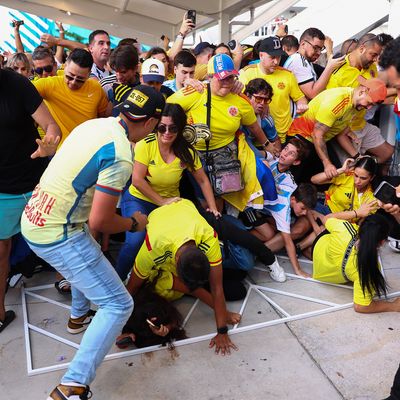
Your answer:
[167,85,256,151]
[326,55,378,131]
[34,76,109,146]
[288,87,356,142]
[239,64,305,139]
[133,200,222,295]
[325,171,376,215]
[313,218,373,306]
[129,133,202,203]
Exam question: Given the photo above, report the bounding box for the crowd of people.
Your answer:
[1,13,400,400]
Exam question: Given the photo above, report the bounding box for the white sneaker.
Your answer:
[266,258,286,282]
[388,239,400,253]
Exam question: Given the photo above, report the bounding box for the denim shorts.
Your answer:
[0,191,32,240]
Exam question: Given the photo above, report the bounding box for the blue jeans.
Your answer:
[28,230,133,385]
[116,191,157,280]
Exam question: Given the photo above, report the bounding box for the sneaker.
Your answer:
[388,239,400,253]
[0,310,16,333]
[266,258,286,282]
[67,310,96,334]
[47,383,92,399]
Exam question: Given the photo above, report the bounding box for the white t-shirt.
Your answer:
[284,53,317,85]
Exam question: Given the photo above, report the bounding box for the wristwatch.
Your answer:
[129,216,138,232]
[263,139,270,147]
[217,326,229,335]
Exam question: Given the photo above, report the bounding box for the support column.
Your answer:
[218,12,230,44]
[389,0,400,38]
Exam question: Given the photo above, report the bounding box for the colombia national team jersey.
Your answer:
[288,87,356,142]
[21,117,133,246]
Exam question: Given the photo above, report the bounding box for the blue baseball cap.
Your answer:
[207,53,238,80]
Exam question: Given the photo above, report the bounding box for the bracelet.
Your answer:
[217,326,228,335]
[176,32,185,39]
[263,139,270,147]
[352,152,360,159]
[354,210,358,218]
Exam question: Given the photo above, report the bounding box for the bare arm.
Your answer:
[12,21,25,53]
[335,128,359,158]
[191,168,219,216]
[89,190,148,233]
[167,17,195,61]
[300,56,346,99]
[54,21,65,65]
[312,121,337,178]
[40,34,86,50]
[126,270,146,296]
[311,158,354,185]
[30,102,61,158]
[281,232,310,277]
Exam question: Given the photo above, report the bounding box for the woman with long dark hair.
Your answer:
[116,103,218,281]
[312,214,400,313]
[311,155,379,222]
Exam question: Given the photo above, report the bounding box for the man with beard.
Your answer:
[326,33,393,166]
[284,28,345,100]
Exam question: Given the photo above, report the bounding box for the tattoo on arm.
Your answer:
[313,122,330,164]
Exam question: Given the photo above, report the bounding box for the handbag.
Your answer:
[202,83,244,196]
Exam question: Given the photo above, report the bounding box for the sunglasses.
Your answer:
[304,39,325,53]
[34,65,53,75]
[252,94,272,104]
[157,124,179,134]
[65,74,86,84]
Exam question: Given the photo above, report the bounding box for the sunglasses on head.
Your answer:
[65,74,86,84]
[34,65,53,75]
[157,124,179,134]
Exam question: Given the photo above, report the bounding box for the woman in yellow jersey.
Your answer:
[312,214,400,313]
[311,155,378,222]
[116,103,218,280]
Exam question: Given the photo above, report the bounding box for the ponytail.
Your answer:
[357,214,389,298]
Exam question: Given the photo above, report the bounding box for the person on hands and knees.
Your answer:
[126,199,240,356]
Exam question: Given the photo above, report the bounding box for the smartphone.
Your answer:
[227,40,237,51]
[146,318,160,329]
[187,10,196,25]
[11,20,24,27]
[374,181,400,205]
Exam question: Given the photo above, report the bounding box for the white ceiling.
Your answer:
[0,0,275,45]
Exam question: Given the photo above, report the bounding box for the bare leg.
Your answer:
[252,222,276,242]
[0,239,12,321]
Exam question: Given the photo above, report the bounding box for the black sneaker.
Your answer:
[67,310,96,334]
[47,383,92,399]
[0,310,16,333]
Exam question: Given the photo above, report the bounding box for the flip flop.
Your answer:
[55,279,71,294]
[0,310,16,333]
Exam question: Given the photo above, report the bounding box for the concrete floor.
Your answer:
[1,243,399,400]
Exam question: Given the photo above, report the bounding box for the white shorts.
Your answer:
[353,122,386,153]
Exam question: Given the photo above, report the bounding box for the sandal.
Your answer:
[0,310,16,333]
[55,279,71,294]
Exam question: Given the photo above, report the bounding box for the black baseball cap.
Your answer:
[115,85,165,121]
[193,41,215,56]
[259,36,285,56]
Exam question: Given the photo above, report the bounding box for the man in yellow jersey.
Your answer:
[327,33,393,164]
[239,36,308,142]
[126,199,240,356]
[287,77,387,181]
[34,48,110,147]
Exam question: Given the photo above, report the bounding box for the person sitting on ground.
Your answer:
[126,199,241,356]
[311,155,379,220]
[311,214,400,313]
[286,77,387,182]
[242,78,281,156]
[116,103,218,281]
[240,139,315,278]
